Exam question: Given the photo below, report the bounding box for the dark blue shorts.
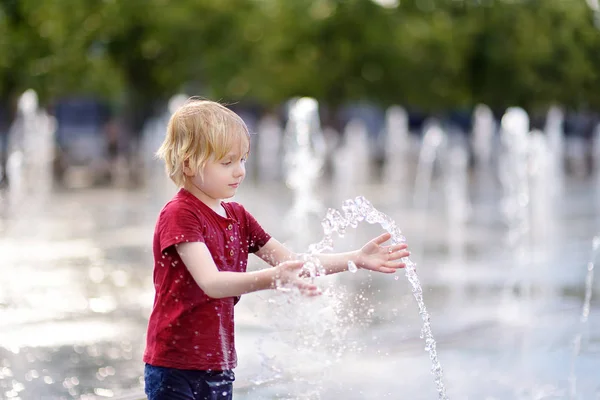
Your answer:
[144,364,235,400]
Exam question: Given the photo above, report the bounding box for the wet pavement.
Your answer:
[0,174,599,399]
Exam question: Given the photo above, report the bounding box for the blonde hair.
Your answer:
[156,98,250,187]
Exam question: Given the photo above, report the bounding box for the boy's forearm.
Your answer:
[205,252,360,297]
[204,269,277,299]
[314,251,360,275]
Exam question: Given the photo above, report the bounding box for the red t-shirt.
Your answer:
[143,188,271,370]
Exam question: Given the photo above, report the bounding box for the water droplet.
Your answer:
[347,261,358,273]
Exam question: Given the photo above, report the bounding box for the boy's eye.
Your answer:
[221,161,232,166]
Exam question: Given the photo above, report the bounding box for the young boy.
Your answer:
[143,99,410,400]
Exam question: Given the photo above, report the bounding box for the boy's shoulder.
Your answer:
[161,191,191,210]
[159,190,203,219]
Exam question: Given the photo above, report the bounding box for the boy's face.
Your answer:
[184,140,249,206]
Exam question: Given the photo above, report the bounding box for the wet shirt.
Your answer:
[143,189,271,370]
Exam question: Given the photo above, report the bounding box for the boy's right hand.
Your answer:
[273,260,321,296]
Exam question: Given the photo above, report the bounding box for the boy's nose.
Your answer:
[233,163,245,177]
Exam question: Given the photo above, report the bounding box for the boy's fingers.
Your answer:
[384,261,406,269]
[371,232,392,245]
[385,244,408,255]
[303,285,322,296]
[388,250,410,260]
[389,243,408,251]
[304,282,319,290]
[295,280,321,296]
[305,289,322,297]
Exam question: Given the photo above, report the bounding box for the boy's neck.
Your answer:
[183,184,226,217]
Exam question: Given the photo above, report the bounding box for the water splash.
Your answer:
[252,285,354,395]
[305,195,449,400]
[568,236,599,399]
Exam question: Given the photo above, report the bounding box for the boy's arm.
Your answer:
[177,242,316,298]
[255,234,409,275]
[255,238,367,275]
[254,238,298,266]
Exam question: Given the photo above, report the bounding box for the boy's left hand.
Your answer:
[356,232,409,273]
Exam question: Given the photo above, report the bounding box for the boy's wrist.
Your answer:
[247,268,278,292]
[351,251,363,269]
[268,266,280,289]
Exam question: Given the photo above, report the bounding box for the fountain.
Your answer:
[498,108,530,243]
[544,106,565,193]
[298,196,448,400]
[568,236,599,399]
[412,121,447,261]
[471,104,496,168]
[381,105,411,186]
[332,118,372,195]
[4,90,55,211]
[413,121,447,209]
[253,100,448,399]
[470,104,498,205]
[3,90,600,399]
[498,107,532,320]
[282,97,327,247]
[442,144,471,263]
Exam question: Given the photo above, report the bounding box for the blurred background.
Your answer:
[1,0,600,399]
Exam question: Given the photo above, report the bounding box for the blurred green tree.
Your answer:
[0,0,123,123]
[1,0,600,123]
[462,0,600,112]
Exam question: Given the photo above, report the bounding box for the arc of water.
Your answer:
[303,196,448,400]
[568,236,600,400]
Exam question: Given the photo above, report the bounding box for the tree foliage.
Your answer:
[1,0,599,119]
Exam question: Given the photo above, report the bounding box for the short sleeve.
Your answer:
[244,208,271,253]
[158,202,205,253]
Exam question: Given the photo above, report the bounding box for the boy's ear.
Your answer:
[182,160,195,176]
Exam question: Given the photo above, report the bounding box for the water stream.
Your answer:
[304,195,448,400]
